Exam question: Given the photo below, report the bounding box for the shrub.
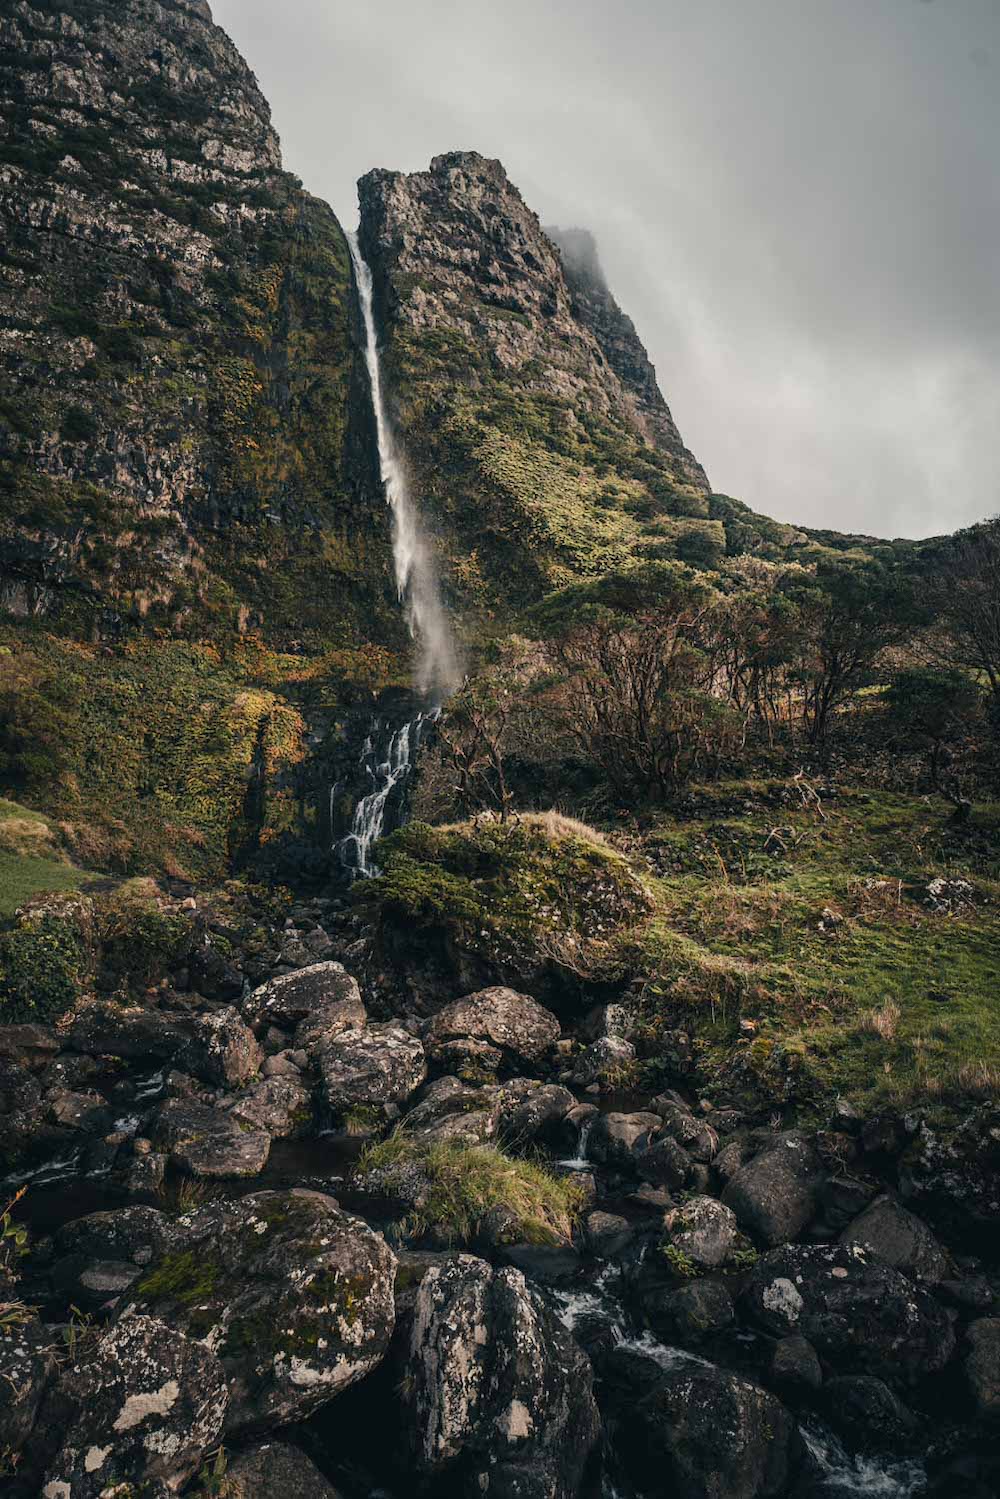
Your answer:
[96,878,191,990]
[355,1134,584,1246]
[0,912,85,1020]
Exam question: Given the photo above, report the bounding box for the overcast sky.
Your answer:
[212,0,998,540]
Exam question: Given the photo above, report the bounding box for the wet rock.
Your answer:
[644,1280,735,1344]
[400,1254,600,1498]
[218,1441,343,1497]
[45,1088,112,1133]
[769,1334,823,1394]
[584,1210,634,1259]
[242,962,364,1038]
[823,1374,918,1453]
[69,1002,191,1062]
[839,1194,950,1283]
[54,1205,172,1267]
[604,1345,801,1499]
[221,1076,313,1138]
[743,1243,955,1381]
[496,1079,576,1145]
[588,1110,662,1171]
[123,1189,397,1436]
[42,1313,227,1497]
[721,1132,821,1246]
[664,1194,738,1269]
[149,1097,270,1178]
[423,987,561,1076]
[964,1318,1000,1421]
[0,1316,58,1455]
[319,1023,426,1125]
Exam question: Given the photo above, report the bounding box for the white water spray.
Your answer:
[347,232,459,700]
[336,713,434,878]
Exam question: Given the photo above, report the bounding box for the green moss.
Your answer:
[0,911,86,1020]
[135,1248,221,1306]
[356,1134,585,1247]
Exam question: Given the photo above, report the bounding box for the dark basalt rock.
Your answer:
[721,1132,822,1247]
[148,1096,271,1178]
[217,1441,344,1497]
[742,1242,956,1382]
[318,1022,427,1126]
[823,1374,918,1453]
[423,987,561,1077]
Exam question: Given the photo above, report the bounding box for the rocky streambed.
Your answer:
[1,900,999,1498]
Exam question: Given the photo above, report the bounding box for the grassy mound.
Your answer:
[359,812,653,1004]
[355,1133,585,1246]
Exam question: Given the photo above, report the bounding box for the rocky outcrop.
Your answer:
[547,225,708,489]
[423,987,561,1076]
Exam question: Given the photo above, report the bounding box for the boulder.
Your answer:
[176,1006,261,1088]
[603,1345,801,1499]
[242,962,364,1037]
[123,1190,397,1436]
[636,1132,695,1190]
[588,1111,662,1171]
[769,1334,822,1394]
[45,1088,112,1133]
[149,1097,270,1178]
[823,1374,918,1453]
[584,1211,634,1260]
[0,1316,58,1455]
[571,1035,636,1087]
[664,1195,738,1270]
[839,1195,950,1283]
[497,1079,576,1145]
[319,1023,427,1125]
[644,1280,735,1344]
[221,1076,313,1138]
[650,1093,719,1163]
[42,1314,227,1497]
[423,988,560,1076]
[54,1205,172,1267]
[219,1441,343,1497]
[401,1254,600,1498]
[721,1132,821,1245]
[67,1001,261,1087]
[964,1318,1000,1421]
[743,1243,955,1381]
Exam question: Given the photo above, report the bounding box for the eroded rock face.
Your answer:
[319,1023,427,1125]
[42,1313,228,1497]
[123,1190,397,1436]
[423,988,561,1077]
[743,1243,955,1381]
[401,1254,600,1498]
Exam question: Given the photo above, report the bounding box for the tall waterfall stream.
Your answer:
[336,234,459,877]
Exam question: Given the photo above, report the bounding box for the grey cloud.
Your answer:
[212,0,999,538]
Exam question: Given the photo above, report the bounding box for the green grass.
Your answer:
[355,1134,586,1246]
[633,784,1000,1118]
[0,850,90,919]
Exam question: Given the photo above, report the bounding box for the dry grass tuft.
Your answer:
[856,999,901,1040]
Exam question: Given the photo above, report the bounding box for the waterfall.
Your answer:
[335,710,438,879]
[347,231,459,700]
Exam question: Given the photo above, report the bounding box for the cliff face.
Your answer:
[0,0,397,649]
[546,225,708,491]
[358,151,721,620]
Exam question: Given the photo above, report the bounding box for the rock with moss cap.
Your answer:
[400,1254,600,1497]
[40,1313,228,1497]
[122,1189,397,1436]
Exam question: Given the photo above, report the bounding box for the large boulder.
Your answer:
[588,1111,662,1171]
[41,1314,227,1497]
[402,1077,502,1145]
[603,1345,801,1499]
[401,1254,600,1498]
[823,1374,918,1453]
[838,1195,951,1283]
[68,1001,261,1087]
[650,1093,719,1163]
[242,962,364,1037]
[148,1097,270,1178]
[221,1076,313,1138]
[176,1006,262,1088]
[721,1132,821,1246]
[743,1243,955,1381]
[54,1205,172,1267]
[319,1023,426,1126]
[423,988,560,1076]
[123,1190,397,1436]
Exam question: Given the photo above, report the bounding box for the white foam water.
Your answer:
[337,714,430,878]
[801,1424,927,1497]
[347,232,459,700]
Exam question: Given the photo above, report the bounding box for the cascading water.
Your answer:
[347,232,458,699]
[334,233,460,878]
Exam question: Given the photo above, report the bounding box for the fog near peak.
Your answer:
[212,0,1000,540]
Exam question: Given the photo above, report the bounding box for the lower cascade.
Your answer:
[335,711,435,878]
